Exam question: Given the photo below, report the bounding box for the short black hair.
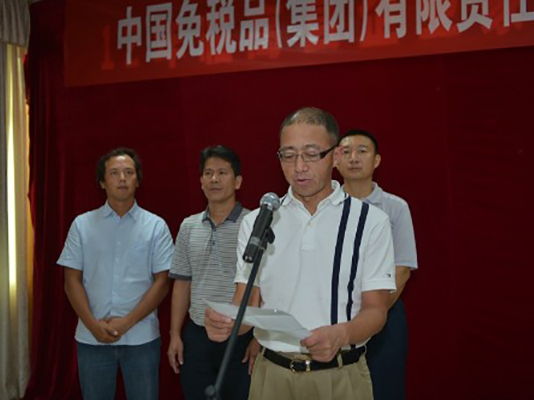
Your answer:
[340,129,379,155]
[280,107,339,146]
[200,145,242,177]
[96,147,143,185]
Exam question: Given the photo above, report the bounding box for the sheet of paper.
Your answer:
[206,301,311,340]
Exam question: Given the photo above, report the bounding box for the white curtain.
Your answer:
[0,1,31,399]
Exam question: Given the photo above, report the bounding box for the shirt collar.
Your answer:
[362,182,383,206]
[284,180,347,208]
[101,201,140,220]
[202,202,243,224]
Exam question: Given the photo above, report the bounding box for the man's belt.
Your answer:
[263,346,365,373]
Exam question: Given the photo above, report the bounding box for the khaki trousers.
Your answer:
[249,351,374,400]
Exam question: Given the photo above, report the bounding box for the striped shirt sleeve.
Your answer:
[169,218,193,280]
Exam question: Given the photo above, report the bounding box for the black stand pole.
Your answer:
[205,228,274,400]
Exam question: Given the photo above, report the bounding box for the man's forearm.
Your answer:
[64,268,97,330]
[123,271,170,329]
[340,290,389,346]
[169,280,191,337]
[232,283,260,335]
[388,266,411,309]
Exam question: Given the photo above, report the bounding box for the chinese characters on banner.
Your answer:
[65,0,534,86]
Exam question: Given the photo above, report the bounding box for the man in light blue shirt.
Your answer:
[336,130,418,400]
[58,148,173,400]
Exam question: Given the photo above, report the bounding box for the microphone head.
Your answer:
[260,192,281,212]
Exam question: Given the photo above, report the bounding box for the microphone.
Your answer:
[242,192,281,263]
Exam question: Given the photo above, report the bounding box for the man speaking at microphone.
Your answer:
[205,107,396,400]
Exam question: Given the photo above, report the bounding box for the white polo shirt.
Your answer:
[235,181,396,353]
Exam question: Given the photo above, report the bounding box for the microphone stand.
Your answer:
[205,228,275,400]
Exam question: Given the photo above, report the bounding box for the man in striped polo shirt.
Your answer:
[205,108,396,400]
[167,146,253,400]
[337,130,418,400]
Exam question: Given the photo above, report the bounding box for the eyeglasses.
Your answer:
[277,145,337,163]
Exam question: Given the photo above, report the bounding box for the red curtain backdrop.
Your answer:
[25,1,534,399]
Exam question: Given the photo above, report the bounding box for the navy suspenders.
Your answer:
[331,198,370,325]
[331,197,352,325]
[346,202,369,321]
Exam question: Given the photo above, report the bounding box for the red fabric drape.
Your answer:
[25,1,534,399]
[25,1,78,399]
